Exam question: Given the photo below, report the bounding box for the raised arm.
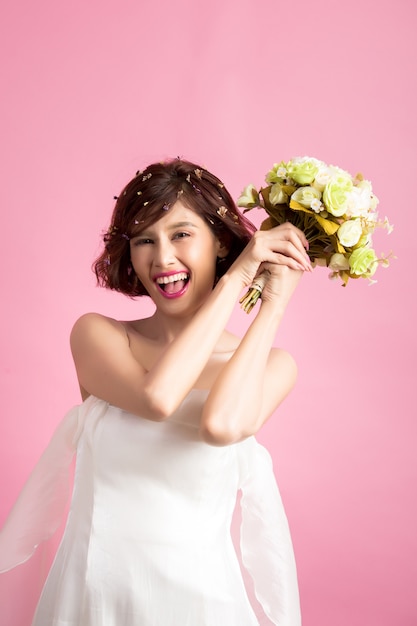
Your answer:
[200,264,302,445]
[71,223,310,424]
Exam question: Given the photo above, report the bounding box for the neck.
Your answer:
[140,309,198,345]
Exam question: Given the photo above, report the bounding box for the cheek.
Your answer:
[129,249,147,277]
[190,245,218,273]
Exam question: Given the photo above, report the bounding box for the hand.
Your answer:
[258,264,303,309]
[232,222,312,287]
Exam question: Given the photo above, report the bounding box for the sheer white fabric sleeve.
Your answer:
[0,396,101,573]
[238,437,302,626]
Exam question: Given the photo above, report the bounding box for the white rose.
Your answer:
[337,219,363,247]
[269,183,289,205]
[312,165,332,192]
[237,184,259,208]
[347,181,373,217]
[328,165,352,182]
[291,186,321,209]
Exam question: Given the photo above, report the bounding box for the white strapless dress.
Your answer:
[0,391,301,626]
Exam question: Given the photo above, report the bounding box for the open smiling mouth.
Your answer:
[155,272,190,296]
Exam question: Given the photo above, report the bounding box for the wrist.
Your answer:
[216,266,247,295]
[258,297,287,320]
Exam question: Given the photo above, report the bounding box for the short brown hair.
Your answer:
[94,158,256,297]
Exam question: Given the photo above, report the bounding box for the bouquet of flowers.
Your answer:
[237,156,393,313]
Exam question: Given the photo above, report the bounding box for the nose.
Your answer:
[153,238,176,268]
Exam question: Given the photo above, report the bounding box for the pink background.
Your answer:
[1,1,416,625]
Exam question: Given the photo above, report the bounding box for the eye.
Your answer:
[132,237,153,246]
[173,231,190,240]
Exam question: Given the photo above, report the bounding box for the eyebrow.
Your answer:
[168,221,199,229]
[132,221,199,238]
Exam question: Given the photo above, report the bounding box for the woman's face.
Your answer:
[129,200,227,315]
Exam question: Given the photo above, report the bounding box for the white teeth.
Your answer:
[156,272,188,285]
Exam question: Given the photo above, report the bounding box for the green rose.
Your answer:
[348,247,378,276]
[337,219,363,247]
[265,161,287,184]
[322,176,353,217]
[269,183,289,205]
[287,158,320,185]
[237,184,260,208]
[291,186,321,209]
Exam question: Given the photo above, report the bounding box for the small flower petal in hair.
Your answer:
[194,168,203,179]
[142,173,152,181]
[162,203,170,211]
[186,173,201,193]
[137,190,142,196]
[217,206,228,218]
[121,233,130,240]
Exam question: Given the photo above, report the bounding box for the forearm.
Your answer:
[143,271,245,416]
[200,299,288,443]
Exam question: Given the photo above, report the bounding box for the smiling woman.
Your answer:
[94,159,256,297]
[0,157,312,626]
[129,204,228,311]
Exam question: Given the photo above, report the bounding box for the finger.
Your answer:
[272,223,309,251]
[262,251,310,272]
[269,241,312,271]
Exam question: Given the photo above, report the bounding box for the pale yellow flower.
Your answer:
[312,165,332,192]
[329,253,350,271]
[291,186,321,209]
[337,219,363,247]
[237,184,259,208]
[269,183,289,205]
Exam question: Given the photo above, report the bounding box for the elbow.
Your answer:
[199,420,253,446]
[141,384,180,422]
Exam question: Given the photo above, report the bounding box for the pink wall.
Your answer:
[1,0,416,624]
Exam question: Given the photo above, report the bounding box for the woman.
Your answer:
[1,158,311,625]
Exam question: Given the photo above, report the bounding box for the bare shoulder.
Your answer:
[70,313,131,363]
[71,312,127,343]
[69,313,148,408]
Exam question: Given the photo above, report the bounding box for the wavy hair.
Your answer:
[94,158,256,297]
